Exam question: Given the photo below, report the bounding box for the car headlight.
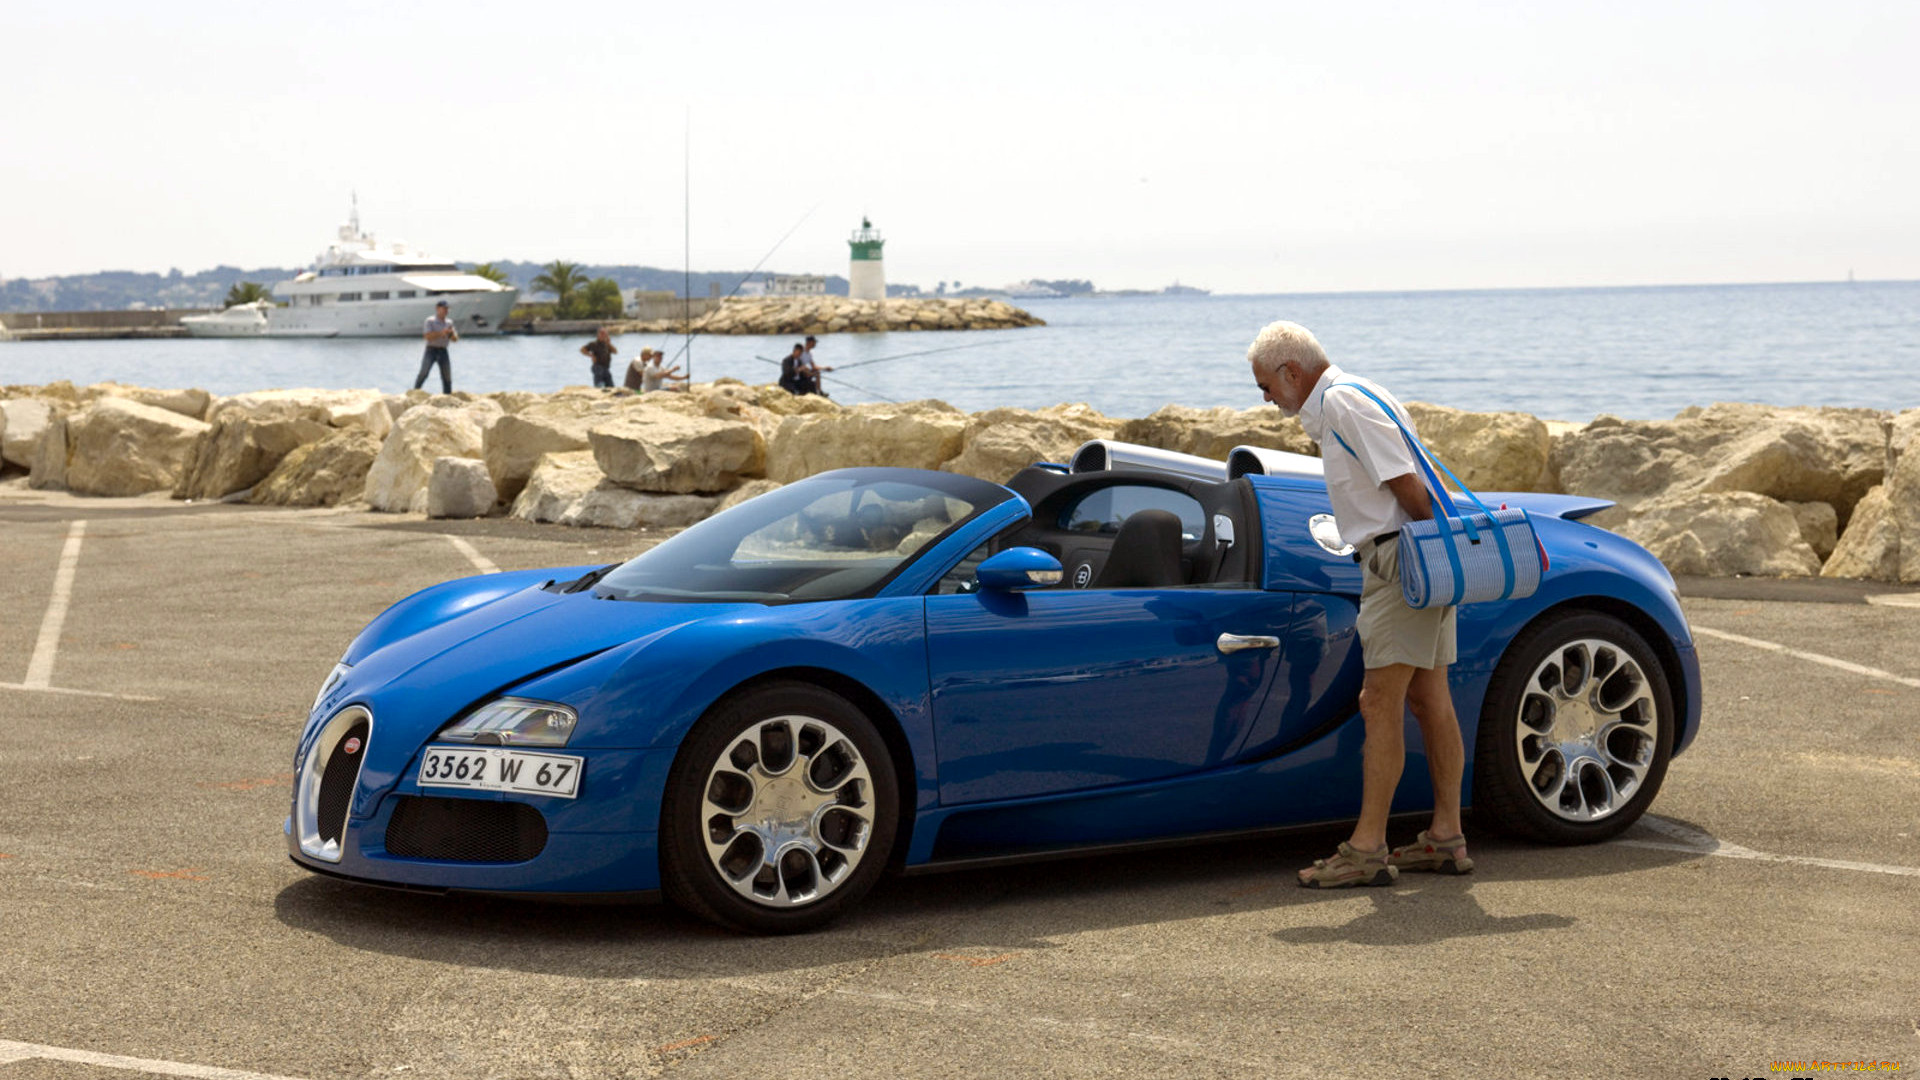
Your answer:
[312,661,351,713]
[437,698,577,748]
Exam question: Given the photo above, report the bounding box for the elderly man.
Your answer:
[1247,320,1473,888]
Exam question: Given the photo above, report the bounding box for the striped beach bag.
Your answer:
[1331,383,1546,609]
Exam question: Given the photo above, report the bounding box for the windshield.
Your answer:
[594,468,1014,604]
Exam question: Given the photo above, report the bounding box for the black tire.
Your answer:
[1473,610,1674,844]
[660,681,899,934]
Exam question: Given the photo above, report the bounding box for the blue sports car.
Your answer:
[289,441,1701,933]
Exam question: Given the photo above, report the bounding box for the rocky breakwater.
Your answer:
[616,296,1044,336]
[7,379,1918,584]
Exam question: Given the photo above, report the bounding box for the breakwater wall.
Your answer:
[0,308,207,341]
[3,379,1915,583]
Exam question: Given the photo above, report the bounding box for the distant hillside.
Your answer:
[0,262,925,312]
[0,266,304,312]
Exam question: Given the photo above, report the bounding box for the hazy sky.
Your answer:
[4,1,1915,293]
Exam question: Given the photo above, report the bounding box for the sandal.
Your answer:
[1387,831,1474,875]
[1297,842,1398,888]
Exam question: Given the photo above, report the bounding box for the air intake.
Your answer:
[1068,440,1229,481]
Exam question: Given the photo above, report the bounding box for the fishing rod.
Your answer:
[831,337,1013,372]
[656,204,824,370]
[754,355,900,404]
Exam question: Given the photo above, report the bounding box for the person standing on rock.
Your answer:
[581,328,618,390]
[415,300,458,394]
[799,335,833,396]
[1246,319,1473,888]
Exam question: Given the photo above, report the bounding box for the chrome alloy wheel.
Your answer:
[699,715,876,907]
[1513,638,1659,822]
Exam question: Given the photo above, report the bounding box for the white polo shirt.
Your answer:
[1296,364,1436,547]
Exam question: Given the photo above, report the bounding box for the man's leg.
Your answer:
[413,350,434,390]
[1406,663,1466,843]
[1299,661,1415,886]
[437,352,452,394]
[1351,662,1416,851]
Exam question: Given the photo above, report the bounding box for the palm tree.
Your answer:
[469,262,511,286]
[580,277,624,320]
[530,260,589,317]
[224,281,271,307]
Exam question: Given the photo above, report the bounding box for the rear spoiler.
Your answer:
[1477,492,1615,521]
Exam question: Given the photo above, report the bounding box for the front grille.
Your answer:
[384,796,549,863]
[315,719,369,846]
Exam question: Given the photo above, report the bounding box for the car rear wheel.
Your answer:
[1474,610,1673,844]
[661,681,898,934]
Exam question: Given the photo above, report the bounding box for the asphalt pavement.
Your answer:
[1,481,1914,1080]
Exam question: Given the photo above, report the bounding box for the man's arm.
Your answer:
[1385,472,1435,522]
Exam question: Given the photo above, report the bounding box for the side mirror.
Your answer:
[975,547,1064,591]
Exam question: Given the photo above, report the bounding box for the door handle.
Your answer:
[1216,633,1281,654]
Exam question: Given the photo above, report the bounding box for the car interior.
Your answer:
[956,466,1262,591]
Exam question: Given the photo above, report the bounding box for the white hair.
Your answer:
[1246,320,1329,376]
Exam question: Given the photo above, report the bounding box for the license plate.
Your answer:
[416,746,583,799]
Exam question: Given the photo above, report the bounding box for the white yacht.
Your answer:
[185,203,517,339]
[180,300,275,337]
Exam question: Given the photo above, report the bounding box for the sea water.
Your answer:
[4,281,1915,422]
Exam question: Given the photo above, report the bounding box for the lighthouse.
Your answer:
[848,217,885,301]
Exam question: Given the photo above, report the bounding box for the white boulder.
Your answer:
[1821,410,1920,582]
[363,403,495,513]
[1554,405,1889,526]
[174,399,333,500]
[426,456,498,519]
[1405,403,1554,492]
[764,401,968,483]
[81,383,213,421]
[590,411,765,494]
[28,415,70,490]
[1113,404,1316,461]
[2,398,58,469]
[508,450,717,528]
[1608,492,1822,578]
[250,429,383,507]
[484,397,629,502]
[63,397,211,497]
[943,403,1117,481]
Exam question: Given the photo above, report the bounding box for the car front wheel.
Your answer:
[661,681,898,933]
[1474,610,1674,844]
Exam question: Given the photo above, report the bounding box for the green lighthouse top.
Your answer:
[849,217,885,261]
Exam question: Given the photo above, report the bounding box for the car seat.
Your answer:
[1091,509,1185,588]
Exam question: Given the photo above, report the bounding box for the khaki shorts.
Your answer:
[1356,534,1458,670]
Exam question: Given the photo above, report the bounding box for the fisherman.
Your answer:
[639,350,688,393]
[580,327,617,389]
[414,300,458,393]
[779,343,808,395]
[798,334,834,395]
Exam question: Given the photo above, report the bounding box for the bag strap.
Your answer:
[1328,381,1522,602]
[1324,382,1458,512]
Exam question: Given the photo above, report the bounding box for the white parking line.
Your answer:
[443,534,499,575]
[0,1039,306,1079]
[1618,817,1920,878]
[0,682,158,702]
[1692,624,1920,690]
[23,520,85,689]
